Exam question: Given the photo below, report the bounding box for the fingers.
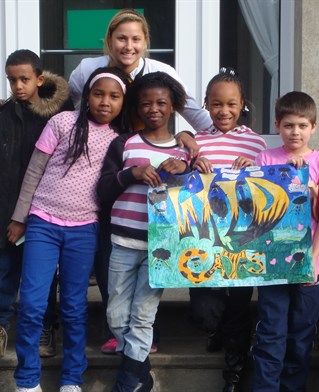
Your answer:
[158,158,186,174]
[192,158,211,173]
[232,157,254,170]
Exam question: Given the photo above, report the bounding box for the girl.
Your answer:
[7,67,128,392]
[191,68,267,392]
[70,9,207,355]
[97,71,191,392]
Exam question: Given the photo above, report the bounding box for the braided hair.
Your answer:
[64,67,129,174]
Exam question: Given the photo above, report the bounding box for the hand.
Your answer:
[175,132,199,158]
[132,165,162,188]
[158,158,187,174]
[286,156,307,169]
[232,156,254,170]
[192,157,212,173]
[7,221,25,245]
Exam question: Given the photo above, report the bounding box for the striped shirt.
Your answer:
[195,125,267,167]
[105,133,189,241]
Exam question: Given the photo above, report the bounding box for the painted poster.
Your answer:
[147,164,314,288]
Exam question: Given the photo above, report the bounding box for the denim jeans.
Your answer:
[107,243,163,362]
[14,215,99,388]
[0,244,23,330]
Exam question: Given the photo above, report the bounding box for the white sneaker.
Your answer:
[60,386,82,392]
[16,385,42,392]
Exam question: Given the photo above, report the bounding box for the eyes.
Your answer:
[7,76,30,84]
[139,100,169,109]
[116,35,143,43]
[210,101,239,107]
[91,91,123,100]
[282,123,310,130]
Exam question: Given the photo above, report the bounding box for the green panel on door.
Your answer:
[67,9,144,49]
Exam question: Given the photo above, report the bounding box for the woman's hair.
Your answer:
[64,67,129,175]
[5,49,43,76]
[126,71,186,115]
[275,91,317,124]
[104,8,150,59]
[204,67,246,111]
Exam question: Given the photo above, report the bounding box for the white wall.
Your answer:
[0,0,40,98]
[175,0,219,133]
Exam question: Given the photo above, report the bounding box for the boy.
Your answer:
[252,91,319,391]
[0,49,73,358]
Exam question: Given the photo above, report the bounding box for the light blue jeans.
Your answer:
[107,243,163,362]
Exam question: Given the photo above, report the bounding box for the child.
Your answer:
[0,49,73,358]
[252,91,319,391]
[7,66,128,392]
[191,67,267,392]
[97,71,191,392]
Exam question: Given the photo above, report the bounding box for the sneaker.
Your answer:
[16,385,42,392]
[133,373,154,392]
[100,338,118,354]
[0,325,8,357]
[60,386,82,392]
[150,343,158,354]
[39,326,56,358]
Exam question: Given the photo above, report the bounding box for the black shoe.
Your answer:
[133,373,154,392]
[207,330,223,352]
[222,381,239,392]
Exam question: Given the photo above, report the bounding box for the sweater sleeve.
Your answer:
[11,148,50,223]
[97,133,136,211]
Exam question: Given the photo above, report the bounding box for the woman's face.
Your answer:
[108,21,147,74]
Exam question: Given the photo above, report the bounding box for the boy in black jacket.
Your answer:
[0,49,73,357]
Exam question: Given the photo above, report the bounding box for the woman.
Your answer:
[69,8,212,140]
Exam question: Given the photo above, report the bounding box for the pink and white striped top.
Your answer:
[195,125,267,167]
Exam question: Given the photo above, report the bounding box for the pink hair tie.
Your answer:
[89,73,126,93]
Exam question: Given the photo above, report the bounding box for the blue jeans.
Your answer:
[14,215,99,388]
[252,284,319,391]
[0,244,23,330]
[107,243,163,362]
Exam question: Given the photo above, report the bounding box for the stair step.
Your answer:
[2,287,319,391]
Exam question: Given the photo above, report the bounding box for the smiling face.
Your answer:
[88,77,124,124]
[6,64,44,103]
[137,87,174,135]
[107,21,147,74]
[206,81,244,133]
[276,114,316,155]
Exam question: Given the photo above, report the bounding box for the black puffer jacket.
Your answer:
[0,71,74,248]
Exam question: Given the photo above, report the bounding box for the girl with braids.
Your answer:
[7,66,128,392]
[97,71,191,392]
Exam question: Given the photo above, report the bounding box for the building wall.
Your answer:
[299,0,319,148]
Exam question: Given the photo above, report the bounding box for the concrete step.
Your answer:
[1,287,319,391]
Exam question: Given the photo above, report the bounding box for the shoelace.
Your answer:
[39,328,52,346]
[60,386,81,392]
